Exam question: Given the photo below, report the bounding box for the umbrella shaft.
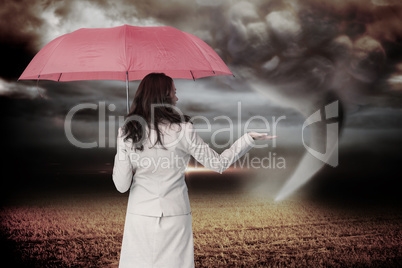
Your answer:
[126,72,129,114]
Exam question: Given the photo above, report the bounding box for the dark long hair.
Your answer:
[122,73,191,151]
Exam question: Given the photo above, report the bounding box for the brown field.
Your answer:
[1,191,401,268]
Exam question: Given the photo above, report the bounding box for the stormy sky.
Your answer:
[1,0,402,201]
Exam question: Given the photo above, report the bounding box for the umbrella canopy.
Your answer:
[19,25,233,112]
[19,25,232,81]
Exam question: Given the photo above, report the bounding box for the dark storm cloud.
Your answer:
[20,80,131,118]
[0,79,47,99]
[304,0,402,41]
[214,1,399,87]
[117,0,196,25]
[78,0,402,109]
[0,0,44,79]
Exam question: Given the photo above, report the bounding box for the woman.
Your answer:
[112,73,275,267]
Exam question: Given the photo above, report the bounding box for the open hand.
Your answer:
[248,132,277,141]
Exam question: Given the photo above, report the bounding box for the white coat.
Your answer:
[112,122,255,217]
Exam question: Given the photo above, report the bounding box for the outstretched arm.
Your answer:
[185,124,276,173]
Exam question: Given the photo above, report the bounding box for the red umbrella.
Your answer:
[19,25,233,112]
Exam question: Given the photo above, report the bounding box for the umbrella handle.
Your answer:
[36,75,46,99]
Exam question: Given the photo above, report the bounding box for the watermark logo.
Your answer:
[63,100,341,170]
[123,151,286,173]
[63,101,283,149]
[63,101,286,170]
[302,101,339,167]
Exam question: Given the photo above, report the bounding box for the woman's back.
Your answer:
[120,122,193,217]
[113,120,255,217]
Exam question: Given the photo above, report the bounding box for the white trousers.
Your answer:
[119,212,194,268]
